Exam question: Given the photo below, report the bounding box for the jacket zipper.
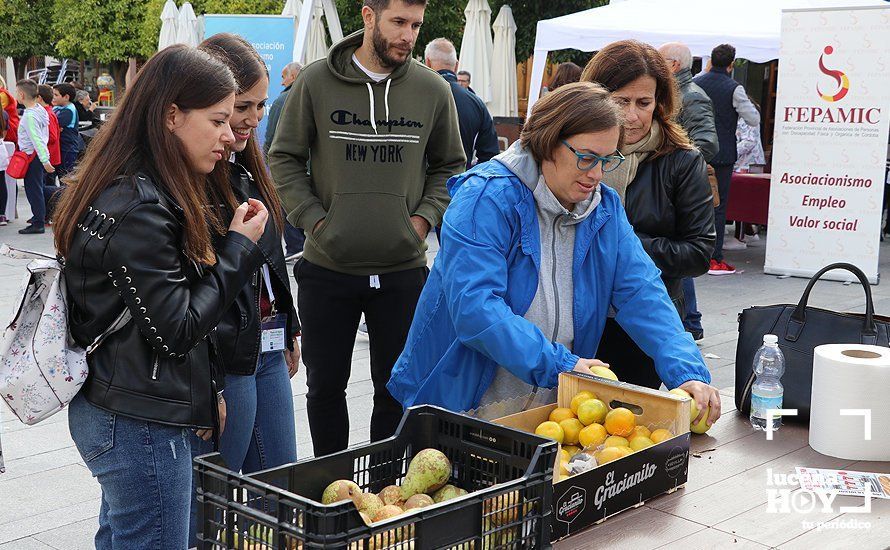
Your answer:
[151,353,160,380]
[551,215,561,342]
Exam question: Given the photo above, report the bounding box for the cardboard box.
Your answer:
[494,372,692,542]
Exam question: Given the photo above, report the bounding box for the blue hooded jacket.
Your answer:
[387,146,710,412]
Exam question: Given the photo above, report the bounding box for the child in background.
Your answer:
[0,111,8,225]
[52,83,81,177]
[14,79,53,234]
[37,85,62,183]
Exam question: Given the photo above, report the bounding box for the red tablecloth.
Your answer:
[726,172,771,225]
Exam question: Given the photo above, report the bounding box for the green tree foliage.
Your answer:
[53,0,147,62]
[0,0,54,78]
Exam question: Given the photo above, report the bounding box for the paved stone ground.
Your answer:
[2,186,889,548]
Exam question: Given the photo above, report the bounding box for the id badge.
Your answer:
[260,313,288,353]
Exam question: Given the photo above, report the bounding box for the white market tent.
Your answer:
[527,0,886,115]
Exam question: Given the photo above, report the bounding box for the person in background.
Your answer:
[36,85,62,223]
[546,62,582,93]
[581,40,715,387]
[269,0,465,457]
[729,95,766,248]
[52,83,83,177]
[658,41,719,341]
[0,111,8,226]
[0,76,19,144]
[265,61,305,258]
[694,43,760,274]
[55,45,267,549]
[456,70,471,90]
[190,33,301,547]
[75,89,96,128]
[387,82,721,429]
[15,79,53,235]
[425,38,498,169]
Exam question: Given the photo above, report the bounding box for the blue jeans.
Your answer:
[682,277,703,333]
[68,393,193,550]
[283,222,305,256]
[189,352,297,546]
[23,158,46,227]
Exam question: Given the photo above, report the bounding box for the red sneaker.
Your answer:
[708,259,736,275]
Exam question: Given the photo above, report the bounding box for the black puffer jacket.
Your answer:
[66,173,264,428]
[675,68,719,164]
[213,161,300,376]
[623,148,715,309]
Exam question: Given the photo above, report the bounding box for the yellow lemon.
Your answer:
[578,423,608,449]
[577,399,608,426]
[549,407,576,424]
[590,366,619,381]
[559,418,584,446]
[650,428,674,443]
[535,421,564,444]
[570,391,596,415]
[559,449,570,462]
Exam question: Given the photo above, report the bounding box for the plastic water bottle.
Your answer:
[750,334,786,431]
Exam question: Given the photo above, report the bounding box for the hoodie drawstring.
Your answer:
[365,79,392,135]
[366,83,377,134]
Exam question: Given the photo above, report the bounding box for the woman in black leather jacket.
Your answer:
[582,40,716,389]
[53,46,269,549]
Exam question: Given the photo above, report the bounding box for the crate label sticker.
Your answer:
[463,427,511,453]
[665,447,688,479]
[555,486,587,524]
[594,463,658,510]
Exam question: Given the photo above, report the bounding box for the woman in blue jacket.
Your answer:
[388,82,721,428]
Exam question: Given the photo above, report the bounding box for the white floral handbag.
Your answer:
[0,245,130,425]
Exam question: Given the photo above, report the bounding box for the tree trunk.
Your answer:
[13,57,30,80]
[109,60,128,101]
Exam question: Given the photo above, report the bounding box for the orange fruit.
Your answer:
[570,391,596,415]
[549,407,576,423]
[594,446,627,465]
[579,423,608,449]
[603,435,629,448]
[628,426,652,440]
[650,428,674,443]
[577,399,608,426]
[616,446,634,457]
[604,407,636,437]
[629,436,655,451]
[562,445,581,457]
[535,421,564,444]
[559,418,584,446]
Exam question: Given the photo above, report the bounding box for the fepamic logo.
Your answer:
[817,45,850,103]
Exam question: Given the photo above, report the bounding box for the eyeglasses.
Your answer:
[561,141,625,172]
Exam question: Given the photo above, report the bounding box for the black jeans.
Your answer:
[295,259,428,456]
[596,318,662,390]
[711,164,734,262]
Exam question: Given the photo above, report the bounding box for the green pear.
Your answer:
[431,484,468,503]
[399,449,451,501]
[321,479,361,505]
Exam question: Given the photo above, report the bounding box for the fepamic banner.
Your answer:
[204,15,296,149]
[765,6,890,284]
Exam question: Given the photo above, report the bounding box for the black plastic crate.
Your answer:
[195,405,557,549]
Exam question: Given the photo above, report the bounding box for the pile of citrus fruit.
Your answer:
[534,390,675,479]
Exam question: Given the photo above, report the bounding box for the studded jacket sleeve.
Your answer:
[101,201,264,359]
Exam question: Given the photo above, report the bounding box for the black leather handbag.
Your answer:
[735,263,890,420]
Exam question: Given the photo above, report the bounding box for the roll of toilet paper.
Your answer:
[809,344,890,461]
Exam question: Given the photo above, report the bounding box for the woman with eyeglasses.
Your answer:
[387,82,718,426]
[580,41,717,416]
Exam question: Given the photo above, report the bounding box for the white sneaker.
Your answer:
[745,233,761,243]
[0,216,7,226]
[722,237,747,251]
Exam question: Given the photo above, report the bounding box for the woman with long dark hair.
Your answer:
[581,40,716,390]
[188,33,301,545]
[55,45,269,548]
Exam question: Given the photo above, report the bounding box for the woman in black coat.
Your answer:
[582,39,716,389]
